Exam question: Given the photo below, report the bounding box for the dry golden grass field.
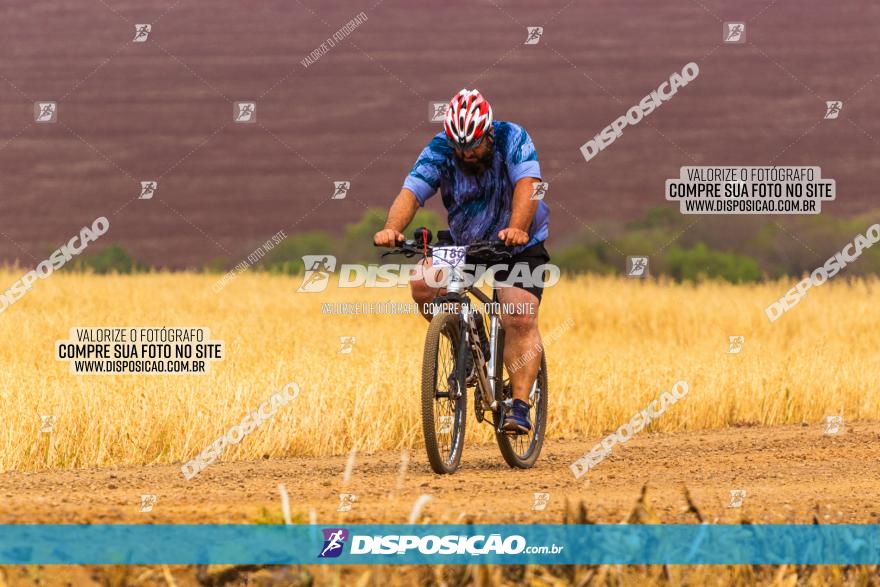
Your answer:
[2,271,880,587]
[0,270,877,473]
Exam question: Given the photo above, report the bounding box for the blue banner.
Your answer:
[0,524,878,565]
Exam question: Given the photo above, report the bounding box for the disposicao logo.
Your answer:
[318,528,349,558]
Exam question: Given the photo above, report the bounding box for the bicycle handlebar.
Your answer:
[374,239,513,259]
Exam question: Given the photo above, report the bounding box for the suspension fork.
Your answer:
[452,310,469,400]
[443,264,471,401]
[462,306,494,407]
[450,299,488,404]
[487,312,505,410]
[447,263,496,409]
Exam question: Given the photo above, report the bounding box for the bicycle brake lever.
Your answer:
[382,248,422,259]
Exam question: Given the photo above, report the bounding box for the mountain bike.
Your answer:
[377,228,548,474]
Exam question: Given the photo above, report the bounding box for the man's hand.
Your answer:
[373,228,405,247]
[375,190,420,247]
[498,227,529,246]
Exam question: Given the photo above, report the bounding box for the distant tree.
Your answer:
[341,207,443,263]
[664,243,761,283]
[203,257,231,274]
[70,245,147,274]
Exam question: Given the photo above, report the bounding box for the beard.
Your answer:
[455,147,494,176]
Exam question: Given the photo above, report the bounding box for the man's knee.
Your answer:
[500,309,537,333]
[410,278,434,304]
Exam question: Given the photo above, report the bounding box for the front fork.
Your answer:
[462,304,494,410]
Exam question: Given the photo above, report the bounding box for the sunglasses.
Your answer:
[446,132,488,153]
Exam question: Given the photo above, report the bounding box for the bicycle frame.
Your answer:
[381,233,547,472]
[381,236,539,432]
[442,262,504,414]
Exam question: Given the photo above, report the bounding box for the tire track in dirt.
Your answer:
[1,423,878,524]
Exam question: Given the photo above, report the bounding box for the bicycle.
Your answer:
[377,228,548,474]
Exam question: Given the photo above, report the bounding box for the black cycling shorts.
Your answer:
[466,241,551,302]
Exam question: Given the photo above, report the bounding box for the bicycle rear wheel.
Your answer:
[495,354,548,468]
[421,312,467,474]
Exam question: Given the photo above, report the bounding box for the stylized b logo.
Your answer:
[297,255,336,293]
[524,27,543,45]
[339,336,356,354]
[532,492,550,511]
[139,494,157,512]
[626,256,648,278]
[133,24,151,42]
[824,101,842,120]
[430,102,448,122]
[35,102,57,123]
[39,414,56,433]
[332,181,350,200]
[318,528,349,558]
[139,181,158,200]
[728,489,746,508]
[531,182,549,201]
[234,102,256,123]
[824,415,843,435]
[724,22,746,43]
[727,336,744,354]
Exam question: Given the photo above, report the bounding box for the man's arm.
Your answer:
[373,189,420,246]
[498,177,540,246]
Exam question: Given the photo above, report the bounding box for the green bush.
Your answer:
[624,206,683,230]
[203,257,231,274]
[552,244,615,274]
[70,245,147,274]
[664,243,761,283]
[341,207,443,263]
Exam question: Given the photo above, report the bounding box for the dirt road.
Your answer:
[1,423,878,525]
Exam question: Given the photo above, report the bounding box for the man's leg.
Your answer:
[496,286,541,403]
[410,258,446,321]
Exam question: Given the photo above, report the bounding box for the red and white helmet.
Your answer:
[444,89,493,150]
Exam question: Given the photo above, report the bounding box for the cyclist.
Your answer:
[373,88,550,434]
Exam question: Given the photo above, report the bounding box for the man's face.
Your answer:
[453,135,494,175]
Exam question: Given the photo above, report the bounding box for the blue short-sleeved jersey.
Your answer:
[402,121,549,249]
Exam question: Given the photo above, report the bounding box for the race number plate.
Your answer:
[432,246,467,268]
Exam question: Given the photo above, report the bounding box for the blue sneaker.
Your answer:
[503,399,532,434]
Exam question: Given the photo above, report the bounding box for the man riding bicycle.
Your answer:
[373,88,551,435]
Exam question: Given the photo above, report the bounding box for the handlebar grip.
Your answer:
[374,238,416,249]
[373,237,406,248]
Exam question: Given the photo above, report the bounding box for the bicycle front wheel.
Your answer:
[495,354,548,469]
[421,312,467,474]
